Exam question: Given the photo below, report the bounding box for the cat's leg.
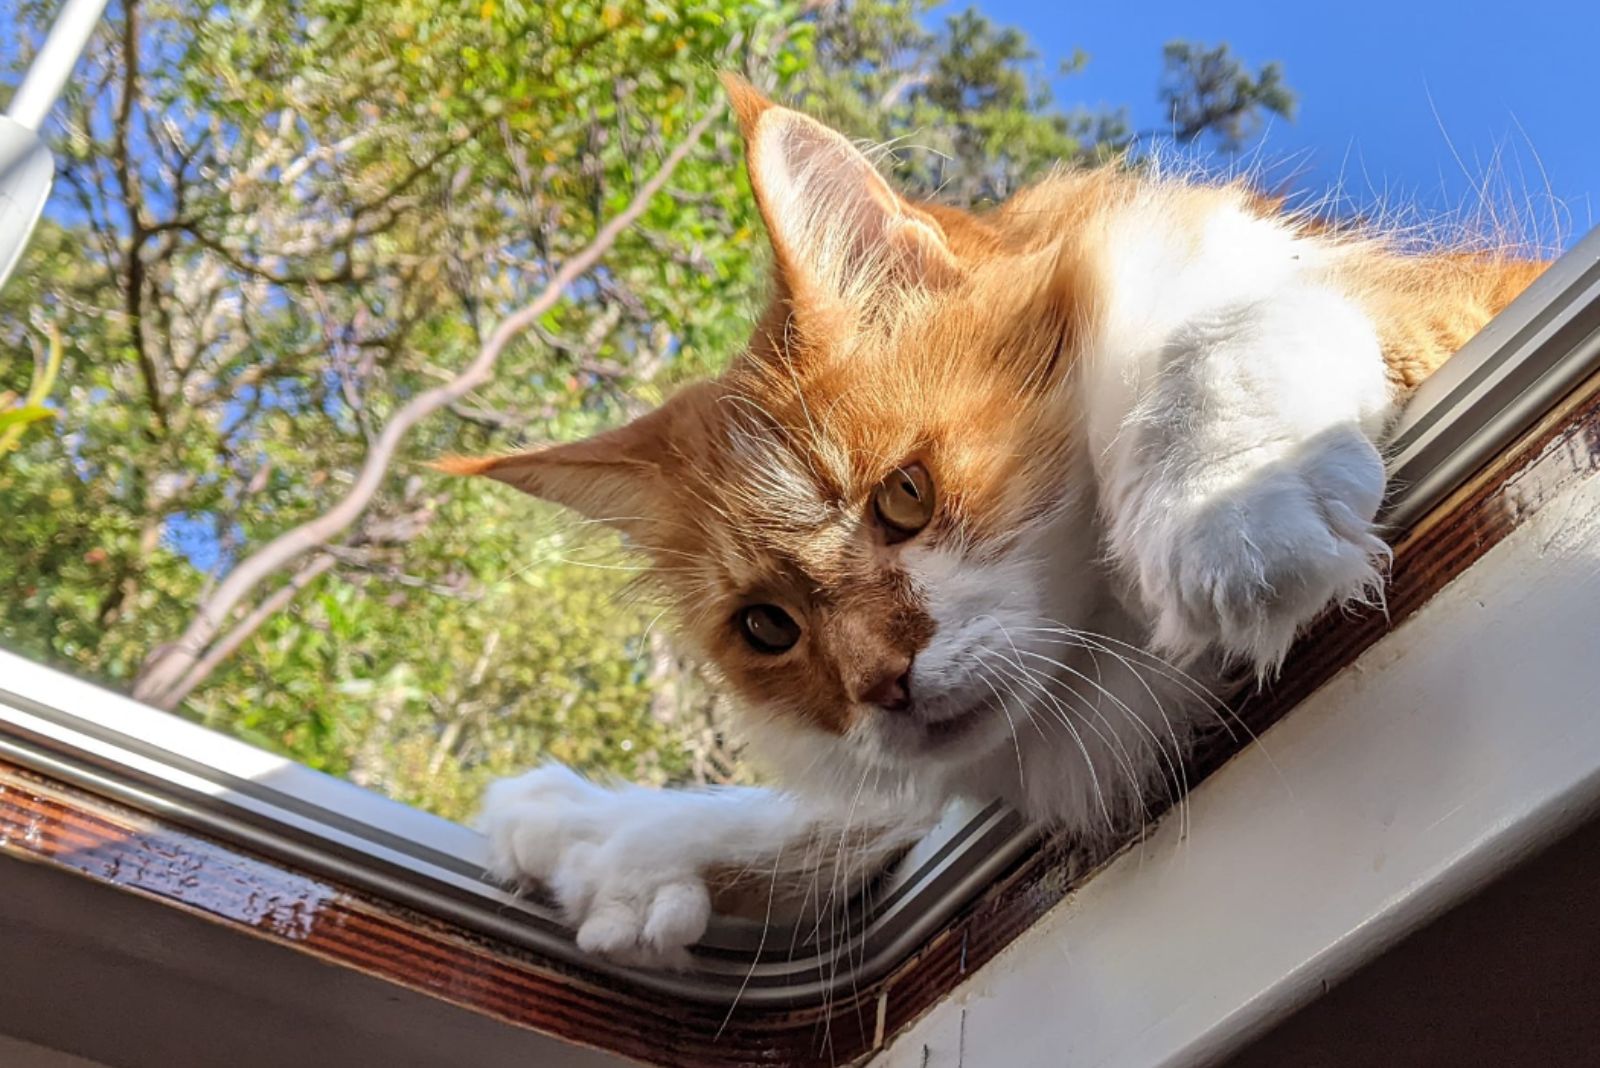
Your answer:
[1101,284,1395,673]
[478,763,930,968]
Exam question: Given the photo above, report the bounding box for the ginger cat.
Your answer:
[441,75,1544,969]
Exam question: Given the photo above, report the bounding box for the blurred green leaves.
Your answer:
[1,0,797,816]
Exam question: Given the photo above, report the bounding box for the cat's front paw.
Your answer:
[479,764,711,970]
[1140,425,1389,672]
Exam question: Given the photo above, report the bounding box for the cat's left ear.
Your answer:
[721,73,960,307]
[434,384,714,537]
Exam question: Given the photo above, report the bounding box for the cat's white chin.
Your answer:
[853,702,1013,768]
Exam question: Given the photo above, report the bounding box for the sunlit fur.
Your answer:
[442,76,1546,967]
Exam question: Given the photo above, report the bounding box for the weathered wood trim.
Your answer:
[0,763,875,1066]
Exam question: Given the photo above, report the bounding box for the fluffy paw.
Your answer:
[479,764,712,969]
[1140,425,1389,672]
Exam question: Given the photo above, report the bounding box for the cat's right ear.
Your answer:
[433,383,714,535]
[720,73,960,310]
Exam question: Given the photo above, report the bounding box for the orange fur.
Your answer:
[444,77,1547,741]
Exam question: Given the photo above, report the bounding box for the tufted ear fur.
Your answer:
[721,73,960,311]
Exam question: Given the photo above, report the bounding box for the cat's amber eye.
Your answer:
[738,604,801,654]
[873,462,935,543]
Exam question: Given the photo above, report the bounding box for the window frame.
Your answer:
[0,660,1033,1006]
[3,225,1599,1022]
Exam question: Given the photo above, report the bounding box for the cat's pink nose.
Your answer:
[861,659,914,713]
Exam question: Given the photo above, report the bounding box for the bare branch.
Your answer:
[427,628,501,777]
[346,116,496,224]
[447,401,527,431]
[877,70,929,110]
[112,0,168,436]
[132,102,724,708]
[157,553,337,710]
[178,223,359,286]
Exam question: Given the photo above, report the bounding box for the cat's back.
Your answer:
[946,165,1547,390]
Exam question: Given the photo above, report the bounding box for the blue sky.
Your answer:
[960,0,1597,249]
[7,4,1592,249]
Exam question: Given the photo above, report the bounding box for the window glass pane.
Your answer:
[1,4,798,819]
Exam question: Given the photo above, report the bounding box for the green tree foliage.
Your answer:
[795,1,1090,203]
[1,0,800,812]
[1156,41,1295,149]
[0,0,1294,820]
[792,2,1294,203]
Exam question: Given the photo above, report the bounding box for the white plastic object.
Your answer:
[1,0,112,295]
[0,118,56,295]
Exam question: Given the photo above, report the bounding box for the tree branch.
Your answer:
[113,0,168,436]
[345,114,496,224]
[877,70,929,110]
[132,101,724,709]
[157,554,338,711]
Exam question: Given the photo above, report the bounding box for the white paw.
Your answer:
[478,764,712,969]
[1140,425,1389,672]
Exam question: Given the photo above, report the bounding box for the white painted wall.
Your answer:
[873,469,1600,1068]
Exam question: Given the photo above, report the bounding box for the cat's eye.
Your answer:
[738,604,801,654]
[873,462,935,542]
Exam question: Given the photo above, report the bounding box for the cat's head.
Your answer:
[443,77,1104,781]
